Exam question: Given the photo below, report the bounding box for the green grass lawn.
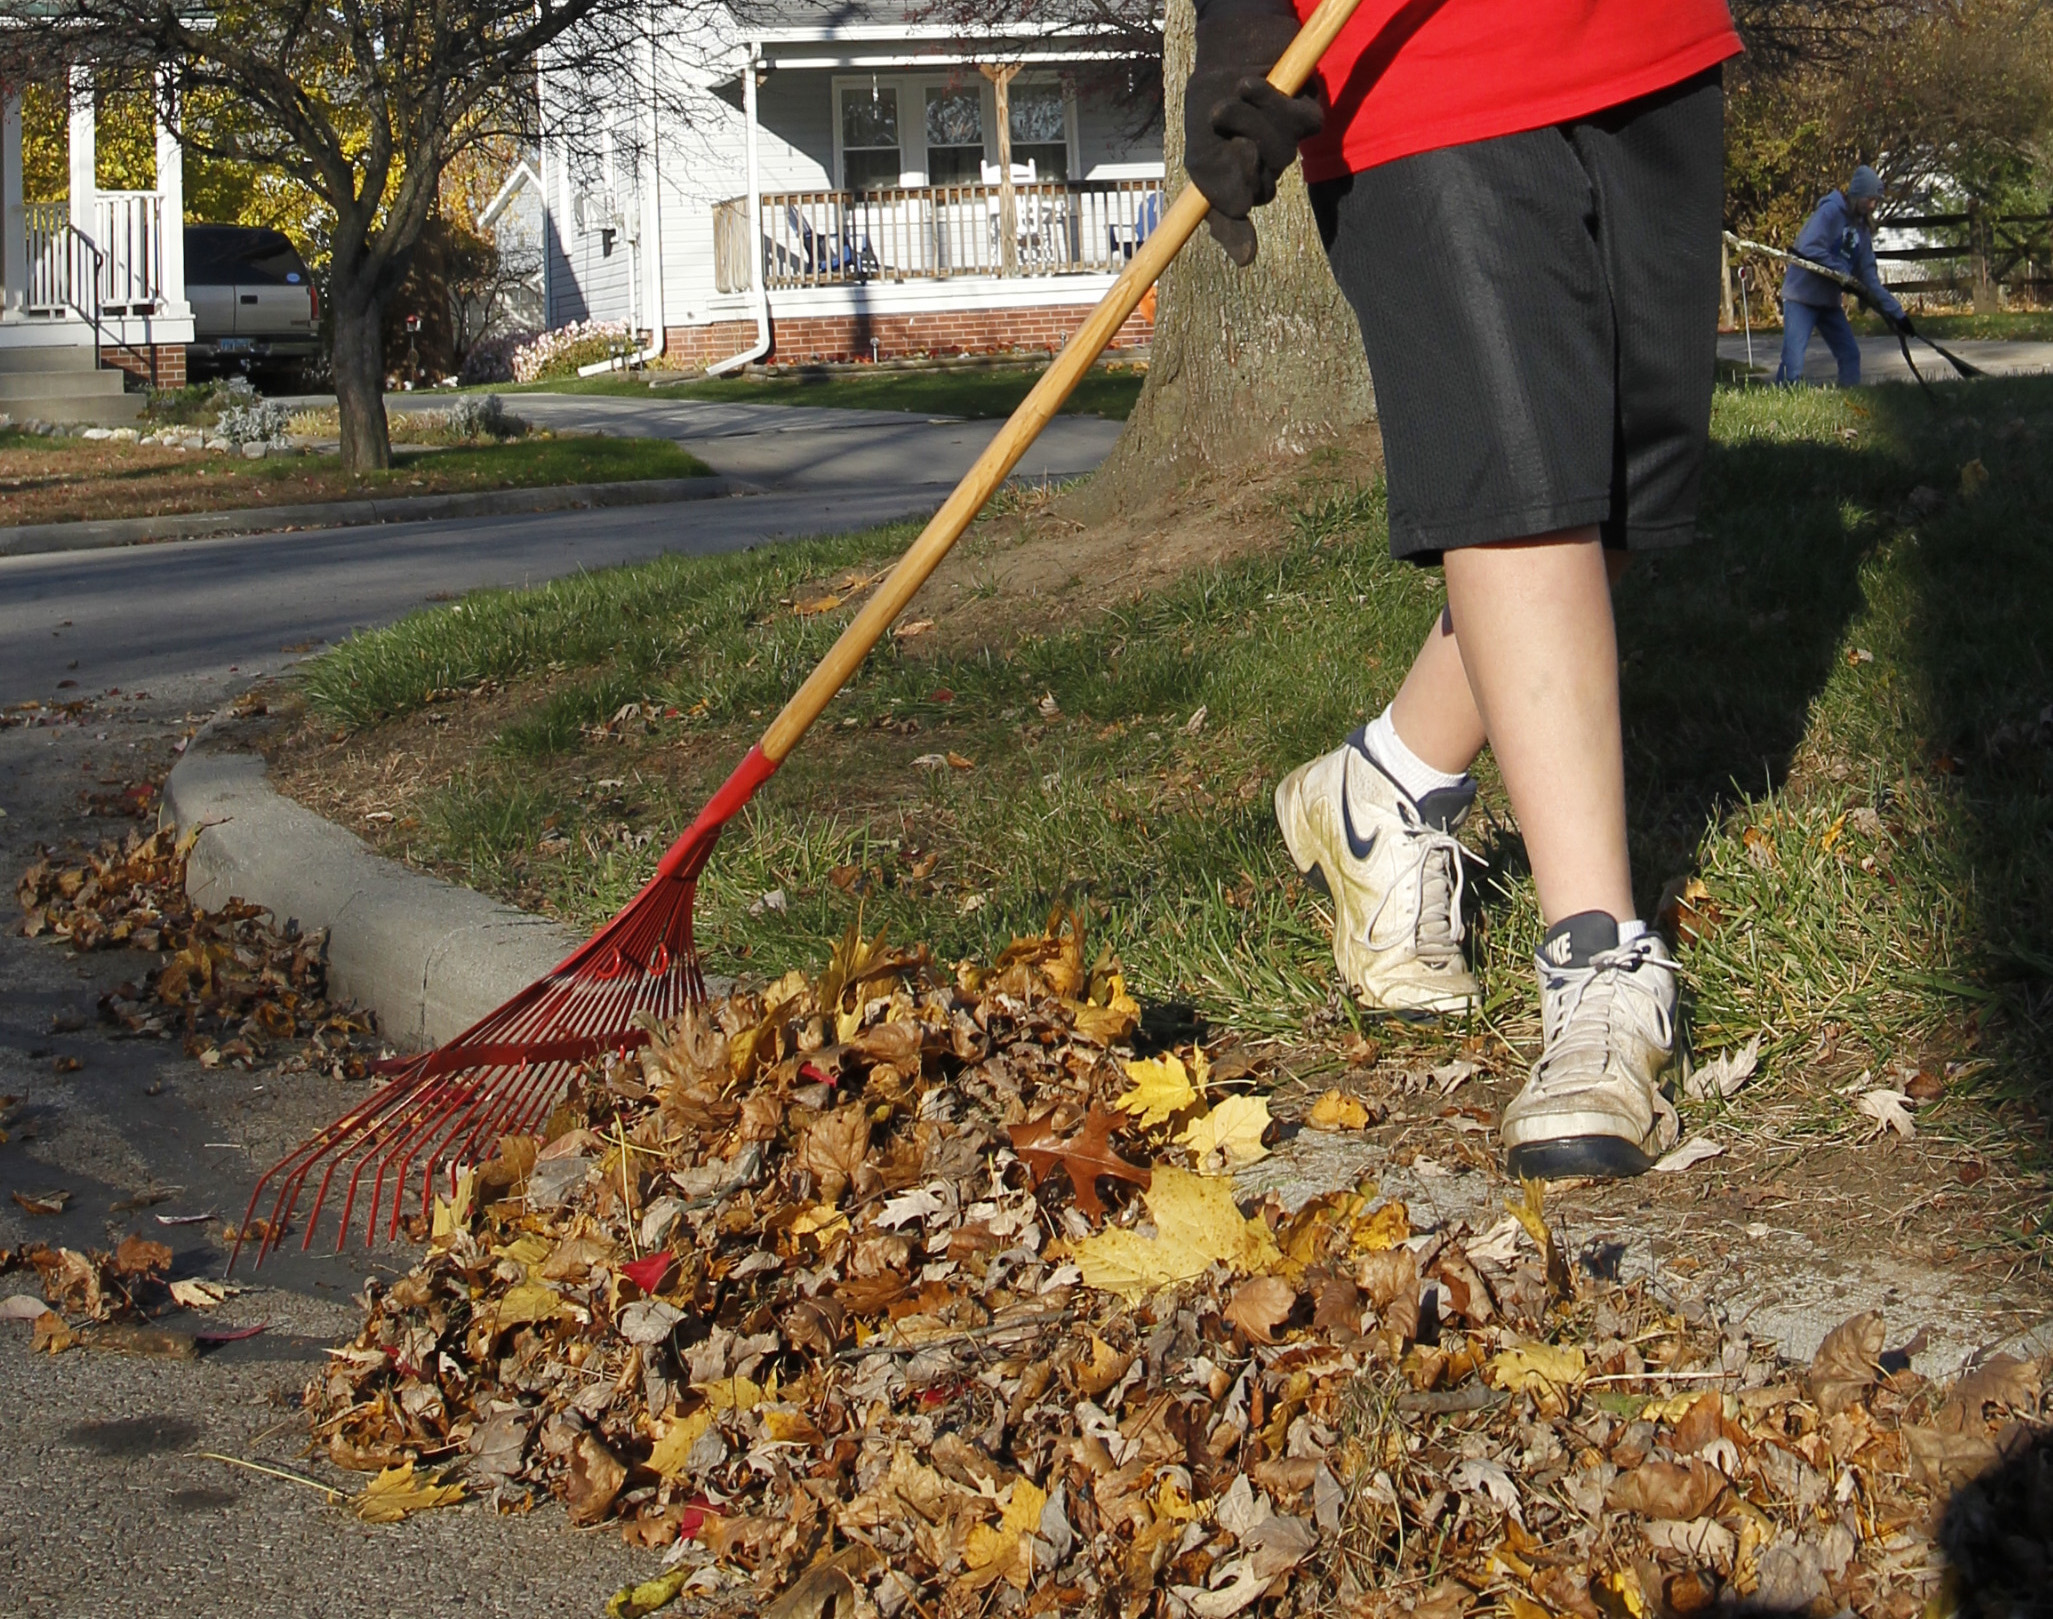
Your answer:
[472,364,1147,420]
[298,375,2053,1231]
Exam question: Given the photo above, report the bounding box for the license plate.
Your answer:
[218,338,253,352]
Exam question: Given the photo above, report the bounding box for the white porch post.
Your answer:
[68,64,95,239]
[2,88,25,317]
[155,68,187,313]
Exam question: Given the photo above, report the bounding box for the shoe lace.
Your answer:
[1361,802,1484,965]
[1530,936,1677,1096]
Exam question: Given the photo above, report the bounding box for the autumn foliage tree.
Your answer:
[1,0,698,471]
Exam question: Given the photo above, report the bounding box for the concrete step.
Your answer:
[2,391,144,426]
[0,344,100,374]
[0,368,132,401]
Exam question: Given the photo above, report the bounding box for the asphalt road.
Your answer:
[1717,329,2053,383]
[0,405,1122,1616]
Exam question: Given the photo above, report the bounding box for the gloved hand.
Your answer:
[1184,0,1323,266]
[1891,312,1917,337]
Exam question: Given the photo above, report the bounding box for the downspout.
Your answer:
[704,41,769,376]
[579,28,669,375]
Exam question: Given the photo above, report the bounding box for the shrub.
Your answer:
[511,319,633,383]
[214,399,293,443]
[459,331,532,386]
[444,393,524,440]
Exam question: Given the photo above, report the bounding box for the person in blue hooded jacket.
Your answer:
[1776,164,1910,385]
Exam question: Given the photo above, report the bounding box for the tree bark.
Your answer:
[330,288,393,474]
[1080,0,1376,515]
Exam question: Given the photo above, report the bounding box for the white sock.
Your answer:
[1617,918,1648,947]
[1361,707,1471,802]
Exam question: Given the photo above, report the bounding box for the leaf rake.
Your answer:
[230,0,1368,1270]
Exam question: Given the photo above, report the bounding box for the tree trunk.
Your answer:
[1081,0,1376,515]
[331,289,393,474]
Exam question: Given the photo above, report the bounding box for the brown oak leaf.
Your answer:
[1809,1311,1886,1416]
[1605,1458,1730,1521]
[1224,1275,1297,1344]
[113,1234,173,1277]
[1007,1106,1150,1221]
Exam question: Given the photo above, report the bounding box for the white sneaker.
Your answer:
[1501,914,1681,1178]
[1274,731,1482,1015]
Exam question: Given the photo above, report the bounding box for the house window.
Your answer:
[924,87,984,186]
[841,86,901,192]
[1009,84,1070,181]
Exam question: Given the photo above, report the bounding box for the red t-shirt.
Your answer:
[1293,0,1742,181]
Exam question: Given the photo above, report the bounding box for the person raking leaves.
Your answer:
[1185,0,1742,1178]
[1773,163,1911,386]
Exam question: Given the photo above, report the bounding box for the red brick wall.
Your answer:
[658,302,1152,370]
[101,344,186,388]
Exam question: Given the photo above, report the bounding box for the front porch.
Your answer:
[716,179,1164,290]
[2,67,192,410]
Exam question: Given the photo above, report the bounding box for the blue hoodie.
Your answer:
[1781,189,1904,319]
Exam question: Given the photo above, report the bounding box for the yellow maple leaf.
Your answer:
[1073,1167,1283,1303]
[1177,1094,1272,1168]
[430,1167,477,1245]
[352,1461,465,1523]
[1352,1200,1412,1252]
[693,1374,770,1412]
[963,1477,1050,1579]
[645,1409,713,1477]
[1487,1342,1588,1394]
[1117,1052,1200,1127]
[493,1279,567,1328]
[1071,974,1140,1044]
[1306,1090,1370,1131]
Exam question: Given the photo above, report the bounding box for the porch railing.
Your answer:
[23,202,73,313]
[21,194,166,317]
[719,180,1167,292]
[93,191,166,312]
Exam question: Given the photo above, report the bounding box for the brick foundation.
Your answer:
[658,302,1152,370]
[101,344,186,388]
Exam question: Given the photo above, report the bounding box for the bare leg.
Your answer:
[1388,604,1488,777]
[1440,528,1633,925]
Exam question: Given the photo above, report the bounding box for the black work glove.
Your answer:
[1891,312,1917,337]
[1185,0,1324,266]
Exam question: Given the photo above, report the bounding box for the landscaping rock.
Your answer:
[109,428,138,443]
[204,436,231,452]
[241,440,268,460]
[82,427,112,441]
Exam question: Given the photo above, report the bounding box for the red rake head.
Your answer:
[230,746,778,1272]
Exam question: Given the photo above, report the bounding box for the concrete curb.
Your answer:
[162,739,583,1051]
[0,474,751,559]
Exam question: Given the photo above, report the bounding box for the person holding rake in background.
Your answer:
[1185,0,1742,1177]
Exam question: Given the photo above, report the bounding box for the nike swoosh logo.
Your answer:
[1341,775,1379,862]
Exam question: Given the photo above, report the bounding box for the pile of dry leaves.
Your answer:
[17,824,372,1076]
[308,915,2048,1618]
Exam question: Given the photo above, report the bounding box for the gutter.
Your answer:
[578,30,670,378]
[706,42,771,377]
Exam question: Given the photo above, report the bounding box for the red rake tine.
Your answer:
[234,0,1372,1272]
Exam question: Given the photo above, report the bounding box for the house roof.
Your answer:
[733,0,1146,50]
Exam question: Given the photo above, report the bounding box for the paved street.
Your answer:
[0,403,1120,1615]
[1718,329,2053,383]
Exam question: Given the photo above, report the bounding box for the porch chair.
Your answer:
[787,203,878,279]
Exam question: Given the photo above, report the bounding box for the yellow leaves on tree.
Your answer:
[1072,1168,1283,1303]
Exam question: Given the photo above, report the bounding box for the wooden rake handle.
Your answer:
[757,0,1367,766]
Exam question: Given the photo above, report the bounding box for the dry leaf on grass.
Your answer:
[1305,1090,1370,1130]
[1487,1342,1587,1395]
[1684,1034,1761,1102]
[1115,1052,1201,1126]
[1177,1094,1272,1169]
[1810,1311,1886,1416]
[1008,1107,1150,1221]
[1223,1276,1297,1344]
[1071,1167,1282,1302]
[1858,1088,1917,1138]
[1654,1136,1727,1173]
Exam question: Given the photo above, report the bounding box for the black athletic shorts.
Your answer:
[1311,68,1725,564]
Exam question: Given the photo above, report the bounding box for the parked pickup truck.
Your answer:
[185,225,320,382]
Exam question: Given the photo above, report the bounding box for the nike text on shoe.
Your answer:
[1273,729,1482,1015]
[1501,911,1681,1179]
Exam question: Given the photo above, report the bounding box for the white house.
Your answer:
[2,68,193,421]
[532,1,1164,371]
